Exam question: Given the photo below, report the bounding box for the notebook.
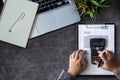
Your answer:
[0,0,38,48]
[78,24,115,75]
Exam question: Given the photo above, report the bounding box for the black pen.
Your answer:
[98,51,106,68]
[98,59,101,68]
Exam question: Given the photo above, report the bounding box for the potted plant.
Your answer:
[74,0,109,20]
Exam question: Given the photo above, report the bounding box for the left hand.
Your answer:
[67,50,87,77]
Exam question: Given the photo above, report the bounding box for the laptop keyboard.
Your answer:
[32,0,70,13]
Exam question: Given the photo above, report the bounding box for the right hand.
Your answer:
[94,50,120,73]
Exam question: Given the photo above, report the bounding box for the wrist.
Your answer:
[112,65,120,73]
[67,69,77,77]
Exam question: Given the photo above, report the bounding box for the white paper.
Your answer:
[78,24,115,75]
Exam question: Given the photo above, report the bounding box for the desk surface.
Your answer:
[0,0,120,80]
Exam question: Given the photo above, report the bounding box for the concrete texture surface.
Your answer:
[0,0,120,80]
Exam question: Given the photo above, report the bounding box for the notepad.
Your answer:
[0,0,38,48]
[78,24,115,75]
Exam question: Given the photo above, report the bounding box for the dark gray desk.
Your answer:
[0,0,120,80]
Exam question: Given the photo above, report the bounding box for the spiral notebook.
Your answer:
[0,0,38,48]
[78,24,115,75]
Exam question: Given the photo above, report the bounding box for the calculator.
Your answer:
[90,38,105,64]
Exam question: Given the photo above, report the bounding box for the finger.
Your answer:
[102,50,110,57]
[80,50,86,53]
[75,50,80,59]
[72,51,77,59]
[106,50,113,56]
[98,51,107,61]
[78,49,84,57]
[106,50,114,60]
[101,50,110,58]
[98,54,107,62]
[94,61,99,66]
[81,55,85,63]
[98,50,107,56]
[78,51,85,62]
[82,59,87,69]
[98,51,103,55]
[70,54,72,59]
[83,50,87,54]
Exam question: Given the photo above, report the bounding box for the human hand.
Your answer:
[67,50,87,77]
[94,50,120,73]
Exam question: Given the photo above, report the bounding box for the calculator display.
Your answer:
[91,41,104,47]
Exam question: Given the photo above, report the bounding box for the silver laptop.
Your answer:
[30,0,80,38]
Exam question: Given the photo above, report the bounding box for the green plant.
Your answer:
[74,0,109,20]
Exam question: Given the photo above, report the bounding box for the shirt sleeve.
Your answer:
[57,70,76,80]
[114,70,120,80]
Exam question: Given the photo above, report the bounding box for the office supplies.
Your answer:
[30,0,80,38]
[90,38,105,64]
[78,24,115,75]
[9,12,26,32]
[0,0,38,48]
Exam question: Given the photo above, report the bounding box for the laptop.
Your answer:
[30,0,80,38]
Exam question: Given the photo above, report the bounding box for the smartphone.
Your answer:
[90,38,105,64]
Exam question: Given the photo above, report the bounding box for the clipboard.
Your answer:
[78,24,115,75]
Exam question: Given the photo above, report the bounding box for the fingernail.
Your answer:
[83,50,86,52]
[98,51,100,53]
[79,49,83,52]
[79,50,82,53]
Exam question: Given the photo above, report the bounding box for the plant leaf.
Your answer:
[99,0,106,4]
[73,0,109,21]
[90,0,102,7]
[87,11,95,19]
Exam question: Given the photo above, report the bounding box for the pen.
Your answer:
[9,12,25,32]
[98,51,106,68]
[98,60,102,68]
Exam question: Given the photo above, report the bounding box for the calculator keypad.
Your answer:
[91,47,104,64]
[91,56,103,64]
